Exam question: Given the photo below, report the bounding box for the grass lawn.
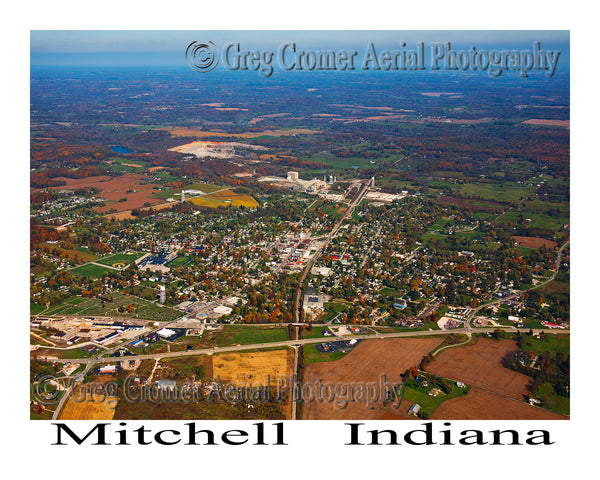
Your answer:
[69,263,115,279]
[323,301,350,313]
[303,343,352,364]
[199,325,289,348]
[402,382,470,418]
[30,302,46,315]
[167,256,190,267]
[299,327,330,339]
[378,287,405,297]
[519,333,569,358]
[533,382,570,416]
[370,325,416,333]
[49,347,96,359]
[95,251,146,267]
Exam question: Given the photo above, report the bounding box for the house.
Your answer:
[408,403,421,416]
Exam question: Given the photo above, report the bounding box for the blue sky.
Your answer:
[31,30,569,66]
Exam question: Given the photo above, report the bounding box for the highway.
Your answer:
[49,326,569,367]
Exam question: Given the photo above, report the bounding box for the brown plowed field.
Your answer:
[512,236,558,249]
[302,337,442,420]
[431,387,567,420]
[522,119,570,128]
[43,173,164,213]
[427,338,530,401]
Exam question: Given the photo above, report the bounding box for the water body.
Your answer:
[111,145,134,154]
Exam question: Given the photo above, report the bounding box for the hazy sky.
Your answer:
[31,30,569,66]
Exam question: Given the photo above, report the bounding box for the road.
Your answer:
[49,326,569,367]
[290,346,299,420]
[294,179,371,322]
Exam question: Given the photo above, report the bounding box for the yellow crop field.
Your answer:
[59,391,117,420]
[212,349,293,387]
[189,197,230,208]
[187,190,259,209]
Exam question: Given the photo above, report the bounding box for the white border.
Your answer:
[5,1,597,477]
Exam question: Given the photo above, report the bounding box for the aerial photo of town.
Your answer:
[30,31,570,421]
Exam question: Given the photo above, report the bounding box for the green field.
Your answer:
[38,292,181,321]
[532,382,570,416]
[402,380,470,418]
[69,263,115,279]
[299,327,331,339]
[459,181,535,203]
[95,251,146,267]
[495,210,568,231]
[303,343,353,364]
[200,325,289,347]
[305,153,388,170]
[167,256,190,268]
[108,156,148,172]
[519,333,570,357]
[30,301,47,315]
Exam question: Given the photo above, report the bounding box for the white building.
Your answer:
[159,285,166,304]
[157,328,176,339]
[213,305,233,316]
[287,171,299,181]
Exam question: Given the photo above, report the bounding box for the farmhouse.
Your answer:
[408,403,421,416]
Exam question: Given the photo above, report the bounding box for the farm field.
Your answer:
[187,190,259,209]
[511,236,558,249]
[302,337,443,419]
[496,210,568,231]
[114,395,286,420]
[107,156,148,172]
[458,181,534,202]
[427,338,531,401]
[42,173,164,213]
[431,387,567,420]
[212,348,294,387]
[59,391,117,420]
[522,119,570,127]
[158,126,320,138]
[40,243,100,263]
